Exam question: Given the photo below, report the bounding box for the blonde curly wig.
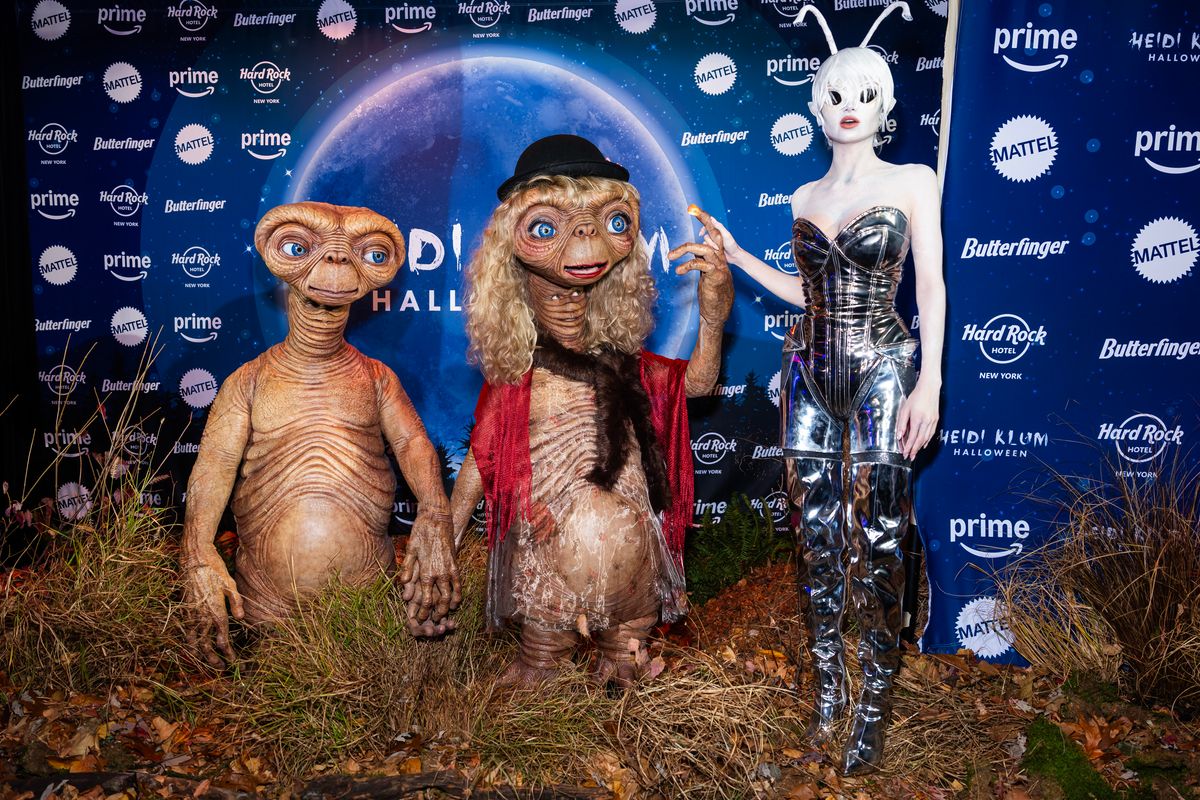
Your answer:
[465,175,656,385]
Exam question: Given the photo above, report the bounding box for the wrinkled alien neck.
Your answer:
[527,271,587,352]
[282,288,350,359]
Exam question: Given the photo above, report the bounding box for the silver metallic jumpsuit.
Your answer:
[779,205,916,773]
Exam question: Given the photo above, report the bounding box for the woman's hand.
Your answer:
[896,378,940,461]
[699,214,744,263]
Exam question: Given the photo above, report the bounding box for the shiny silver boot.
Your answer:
[787,457,849,744]
[841,462,910,776]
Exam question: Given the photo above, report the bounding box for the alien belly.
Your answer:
[231,421,396,621]
[510,374,662,628]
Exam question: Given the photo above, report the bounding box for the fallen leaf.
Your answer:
[150,717,179,744]
[646,656,666,680]
[62,720,100,757]
[69,754,99,773]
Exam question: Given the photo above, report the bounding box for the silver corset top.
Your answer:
[790,205,912,351]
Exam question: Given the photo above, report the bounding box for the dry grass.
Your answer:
[0,339,192,691]
[996,461,1200,715]
[471,649,801,798]
[224,538,504,778]
[0,483,189,691]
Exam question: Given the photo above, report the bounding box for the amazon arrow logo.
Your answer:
[960,542,1024,559]
[391,20,432,32]
[950,514,1031,560]
[994,23,1077,74]
[772,73,813,86]
[175,85,215,98]
[1135,126,1200,175]
[1002,53,1069,72]
[686,0,737,25]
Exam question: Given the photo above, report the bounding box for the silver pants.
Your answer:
[781,329,918,466]
[781,330,915,772]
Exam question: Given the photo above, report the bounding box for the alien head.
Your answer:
[254,201,406,307]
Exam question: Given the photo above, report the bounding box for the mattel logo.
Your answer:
[614,0,655,34]
[175,123,214,165]
[318,0,358,39]
[955,597,1013,659]
[242,130,291,160]
[990,115,1057,182]
[32,0,72,41]
[179,368,219,409]
[1131,216,1197,284]
[694,53,737,96]
[103,61,142,103]
[771,114,814,156]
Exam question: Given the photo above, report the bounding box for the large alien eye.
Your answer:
[281,241,308,257]
[607,213,630,234]
[861,87,878,104]
[529,220,557,239]
[828,89,842,106]
[364,248,389,265]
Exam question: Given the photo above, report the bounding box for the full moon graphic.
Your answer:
[285,54,702,455]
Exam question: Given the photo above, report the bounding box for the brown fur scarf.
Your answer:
[532,334,670,514]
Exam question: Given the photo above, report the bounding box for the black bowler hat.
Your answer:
[497,134,630,201]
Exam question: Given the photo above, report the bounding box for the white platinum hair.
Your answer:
[809,47,897,141]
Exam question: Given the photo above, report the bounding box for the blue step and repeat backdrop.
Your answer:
[16,0,1197,661]
[922,1,1199,660]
